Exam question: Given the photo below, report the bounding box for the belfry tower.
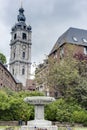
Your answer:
[9,6,32,87]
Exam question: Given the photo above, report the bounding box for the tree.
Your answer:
[35,45,87,108]
[0,52,6,64]
[46,55,79,97]
[0,89,43,121]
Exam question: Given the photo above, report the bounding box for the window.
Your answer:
[22,52,25,59]
[84,47,87,55]
[24,26,26,29]
[54,51,57,59]
[72,37,78,42]
[60,47,64,58]
[12,69,14,75]
[17,25,21,28]
[22,68,25,75]
[82,38,87,43]
[22,33,27,40]
[14,52,15,58]
[54,91,58,98]
[14,33,17,40]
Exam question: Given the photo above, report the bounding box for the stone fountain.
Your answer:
[21,96,58,130]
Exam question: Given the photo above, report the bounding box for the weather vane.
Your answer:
[20,0,23,8]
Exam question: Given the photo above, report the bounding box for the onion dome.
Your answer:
[27,25,32,31]
[17,7,26,22]
[11,7,32,32]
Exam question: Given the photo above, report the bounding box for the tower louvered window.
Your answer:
[22,68,25,75]
[22,33,27,40]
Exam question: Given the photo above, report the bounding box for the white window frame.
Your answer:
[84,47,87,55]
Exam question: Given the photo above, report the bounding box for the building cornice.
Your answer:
[9,60,31,65]
[10,39,32,46]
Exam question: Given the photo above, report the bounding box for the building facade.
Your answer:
[26,79,36,91]
[0,62,22,91]
[49,27,87,60]
[9,7,32,88]
[35,59,50,96]
[35,27,87,97]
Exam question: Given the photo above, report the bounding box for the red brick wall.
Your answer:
[0,63,22,91]
[49,43,85,62]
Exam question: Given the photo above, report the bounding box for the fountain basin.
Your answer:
[24,96,55,105]
[21,96,58,130]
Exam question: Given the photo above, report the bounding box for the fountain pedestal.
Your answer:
[21,96,58,130]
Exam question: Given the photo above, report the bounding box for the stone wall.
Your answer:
[52,121,83,127]
[0,121,83,127]
[0,121,26,126]
[0,121,19,126]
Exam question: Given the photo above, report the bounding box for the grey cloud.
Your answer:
[0,0,87,64]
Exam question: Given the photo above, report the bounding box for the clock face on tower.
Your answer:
[22,45,26,50]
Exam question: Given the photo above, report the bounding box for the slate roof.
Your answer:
[50,27,87,55]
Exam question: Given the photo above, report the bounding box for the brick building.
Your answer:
[49,27,87,60]
[0,62,22,91]
[35,27,87,97]
[26,79,36,91]
[35,59,49,96]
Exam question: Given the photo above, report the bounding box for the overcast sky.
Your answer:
[0,0,87,67]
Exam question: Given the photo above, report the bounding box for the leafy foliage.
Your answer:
[47,56,79,97]
[45,52,87,109]
[0,90,10,110]
[45,98,87,124]
[0,89,43,121]
[0,89,87,125]
[35,46,87,125]
[0,52,6,64]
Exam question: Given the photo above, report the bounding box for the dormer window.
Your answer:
[72,37,78,42]
[22,33,27,40]
[82,38,87,43]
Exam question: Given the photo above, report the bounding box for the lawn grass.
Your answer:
[0,126,20,130]
[73,128,87,130]
[58,127,87,130]
[0,126,8,128]
[0,126,87,130]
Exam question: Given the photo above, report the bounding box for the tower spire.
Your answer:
[18,0,26,22]
[20,0,23,8]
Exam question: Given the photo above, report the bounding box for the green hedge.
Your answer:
[0,89,87,125]
[45,99,87,125]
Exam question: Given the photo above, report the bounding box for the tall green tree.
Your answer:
[47,52,87,108]
[46,56,79,97]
